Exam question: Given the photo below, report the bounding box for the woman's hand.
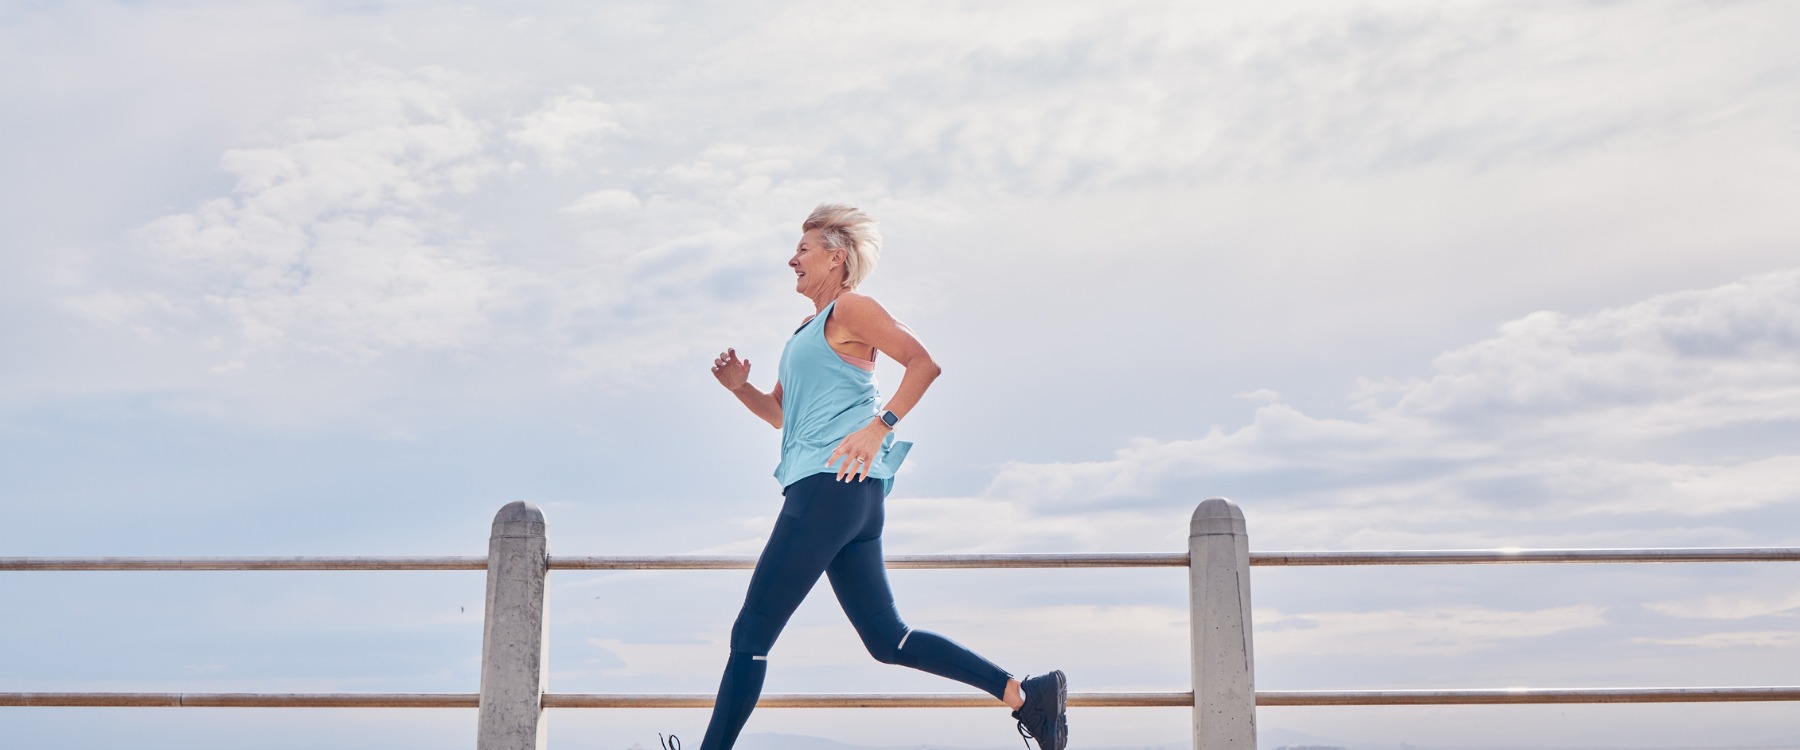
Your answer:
[828,420,890,482]
[713,348,783,429]
[711,348,751,391]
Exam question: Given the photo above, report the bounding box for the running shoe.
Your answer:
[1011,670,1067,750]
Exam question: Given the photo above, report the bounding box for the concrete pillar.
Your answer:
[1189,497,1256,750]
[478,501,549,750]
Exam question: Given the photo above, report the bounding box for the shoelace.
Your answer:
[1015,720,1036,750]
[660,733,681,750]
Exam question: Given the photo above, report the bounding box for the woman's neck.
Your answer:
[804,282,845,312]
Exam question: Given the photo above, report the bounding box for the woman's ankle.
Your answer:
[1003,677,1025,711]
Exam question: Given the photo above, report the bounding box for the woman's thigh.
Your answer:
[735,474,879,645]
[827,532,908,646]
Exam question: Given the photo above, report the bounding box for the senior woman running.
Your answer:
[695,204,1067,750]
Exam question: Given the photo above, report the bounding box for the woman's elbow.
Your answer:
[919,358,943,381]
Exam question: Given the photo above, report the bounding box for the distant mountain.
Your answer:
[1259,726,1365,750]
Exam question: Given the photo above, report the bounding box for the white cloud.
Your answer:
[882,269,1800,552]
[49,70,874,385]
[1369,269,1800,438]
[67,65,523,362]
[28,0,1800,422]
[560,189,641,214]
[1645,592,1800,621]
[696,0,1800,193]
[1235,388,1282,403]
[1634,630,1800,649]
[506,87,623,170]
[1256,605,1608,656]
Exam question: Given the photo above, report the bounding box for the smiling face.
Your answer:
[789,228,845,297]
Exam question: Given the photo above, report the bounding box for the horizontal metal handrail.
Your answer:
[0,557,486,571]
[0,691,1166,709]
[547,552,1191,570]
[555,687,1800,707]
[0,692,479,708]
[10,686,1798,709]
[7,548,1796,572]
[1252,548,1800,565]
[542,691,1189,708]
[1258,686,1800,705]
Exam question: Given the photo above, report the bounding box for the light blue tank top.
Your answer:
[774,299,912,488]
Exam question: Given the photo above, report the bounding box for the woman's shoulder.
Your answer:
[831,291,888,318]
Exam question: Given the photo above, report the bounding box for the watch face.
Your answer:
[881,411,899,427]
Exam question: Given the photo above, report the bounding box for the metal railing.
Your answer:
[4,498,1799,749]
[13,547,1795,572]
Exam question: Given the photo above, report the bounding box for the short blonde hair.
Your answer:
[803,203,882,289]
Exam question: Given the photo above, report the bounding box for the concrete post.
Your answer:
[1189,497,1256,750]
[478,501,549,750]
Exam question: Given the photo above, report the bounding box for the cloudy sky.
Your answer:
[3,1,1799,748]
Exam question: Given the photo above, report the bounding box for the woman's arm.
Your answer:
[836,293,940,422]
[713,348,783,429]
[825,294,942,480]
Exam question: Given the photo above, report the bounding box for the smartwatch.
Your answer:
[879,410,900,429]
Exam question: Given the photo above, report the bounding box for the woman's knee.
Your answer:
[729,607,784,654]
[861,627,911,664]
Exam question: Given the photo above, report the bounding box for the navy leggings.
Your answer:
[698,473,1012,749]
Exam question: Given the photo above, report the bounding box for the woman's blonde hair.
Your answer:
[803,203,882,289]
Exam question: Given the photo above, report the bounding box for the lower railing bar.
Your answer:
[1251,548,1800,566]
[547,553,1190,570]
[542,691,1192,708]
[0,693,478,708]
[1258,687,1800,705]
[0,691,1179,709]
[0,557,486,571]
[11,687,1799,709]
